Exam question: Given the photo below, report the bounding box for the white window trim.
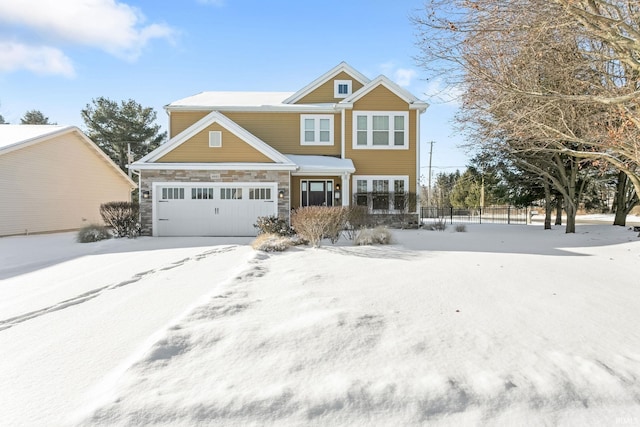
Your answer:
[300,114,334,146]
[352,111,409,150]
[334,80,352,98]
[209,131,222,148]
[352,175,409,212]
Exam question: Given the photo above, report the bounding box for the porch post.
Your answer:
[341,173,350,207]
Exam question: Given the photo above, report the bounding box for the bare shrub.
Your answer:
[354,226,392,245]
[77,224,111,243]
[291,206,347,247]
[342,205,371,240]
[100,201,140,238]
[253,216,294,236]
[454,224,467,232]
[425,219,447,231]
[251,233,293,252]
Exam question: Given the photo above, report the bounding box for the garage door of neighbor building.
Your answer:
[154,183,278,236]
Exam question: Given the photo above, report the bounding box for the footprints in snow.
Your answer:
[0,246,238,332]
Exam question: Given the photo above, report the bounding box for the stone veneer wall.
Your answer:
[139,169,290,236]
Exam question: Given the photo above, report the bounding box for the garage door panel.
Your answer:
[154,183,278,237]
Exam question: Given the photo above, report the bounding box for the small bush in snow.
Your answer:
[354,226,392,246]
[253,216,294,236]
[342,205,371,240]
[77,224,111,243]
[251,233,293,252]
[425,219,447,231]
[454,224,467,232]
[100,201,140,238]
[291,206,347,247]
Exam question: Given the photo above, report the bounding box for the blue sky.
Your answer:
[0,0,469,177]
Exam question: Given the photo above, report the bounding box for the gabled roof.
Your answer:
[339,75,429,111]
[0,125,136,187]
[134,111,295,166]
[282,62,371,105]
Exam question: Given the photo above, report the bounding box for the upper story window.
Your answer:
[300,114,334,146]
[209,131,222,148]
[353,111,408,149]
[334,80,352,98]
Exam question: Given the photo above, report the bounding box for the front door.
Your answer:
[301,180,333,207]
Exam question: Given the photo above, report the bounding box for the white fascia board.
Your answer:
[283,62,371,105]
[165,105,339,113]
[141,111,291,164]
[131,162,297,171]
[0,125,73,155]
[341,75,429,111]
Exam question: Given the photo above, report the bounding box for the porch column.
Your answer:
[341,173,350,207]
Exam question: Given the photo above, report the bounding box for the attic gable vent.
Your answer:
[209,131,222,148]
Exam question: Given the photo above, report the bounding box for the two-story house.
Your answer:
[132,62,428,236]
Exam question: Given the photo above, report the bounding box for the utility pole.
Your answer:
[427,141,435,207]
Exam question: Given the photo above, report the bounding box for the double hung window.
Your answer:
[353,111,408,149]
[301,115,334,145]
[353,176,409,211]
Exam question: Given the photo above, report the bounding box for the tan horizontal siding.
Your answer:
[345,88,417,193]
[158,123,273,163]
[0,133,132,236]
[170,111,210,138]
[353,85,410,111]
[223,112,341,156]
[296,71,365,104]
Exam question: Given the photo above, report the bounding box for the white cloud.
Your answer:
[0,0,175,62]
[393,68,417,87]
[0,42,75,77]
[377,62,418,88]
[422,78,464,105]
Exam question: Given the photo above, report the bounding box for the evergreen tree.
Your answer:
[20,110,55,124]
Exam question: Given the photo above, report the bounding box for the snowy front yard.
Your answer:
[1,223,639,426]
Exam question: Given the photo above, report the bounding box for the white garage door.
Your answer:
[154,183,278,236]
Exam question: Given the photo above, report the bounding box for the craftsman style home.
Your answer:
[132,62,428,236]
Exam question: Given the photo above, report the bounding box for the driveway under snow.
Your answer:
[1,223,639,426]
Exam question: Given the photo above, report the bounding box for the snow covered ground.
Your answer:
[1,219,639,426]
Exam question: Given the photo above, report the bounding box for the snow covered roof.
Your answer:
[166,91,296,110]
[286,154,355,175]
[0,125,71,152]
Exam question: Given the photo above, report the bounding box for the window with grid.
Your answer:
[352,111,408,149]
[161,187,185,200]
[300,115,334,145]
[191,188,214,200]
[249,188,272,200]
[220,188,243,200]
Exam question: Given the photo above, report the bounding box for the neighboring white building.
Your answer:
[0,125,136,237]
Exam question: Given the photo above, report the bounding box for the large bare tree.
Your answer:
[413,0,640,230]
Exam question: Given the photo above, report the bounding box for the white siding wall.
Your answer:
[0,133,133,236]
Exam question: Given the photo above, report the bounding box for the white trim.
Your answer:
[135,111,292,165]
[352,111,409,150]
[340,109,345,159]
[133,162,297,171]
[283,62,371,104]
[209,131,222,148]
[416,109,421,208]
[300,114,334,146]
[340,75,429,111]
[334,80,352,98]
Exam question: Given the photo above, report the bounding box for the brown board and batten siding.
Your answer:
[295,71,366,104]
[345,85,417,193]
[157,123,273,163]
[222,112,342,156]
[170,111,210,138]
[0,132,132,236]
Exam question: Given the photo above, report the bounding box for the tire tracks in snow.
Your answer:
[0,246,237,332]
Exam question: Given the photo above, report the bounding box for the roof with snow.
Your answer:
[167,92,295,109]
[286,154,355,175]
[0,125,71,152]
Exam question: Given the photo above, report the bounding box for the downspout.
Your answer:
[415,109,421,214]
